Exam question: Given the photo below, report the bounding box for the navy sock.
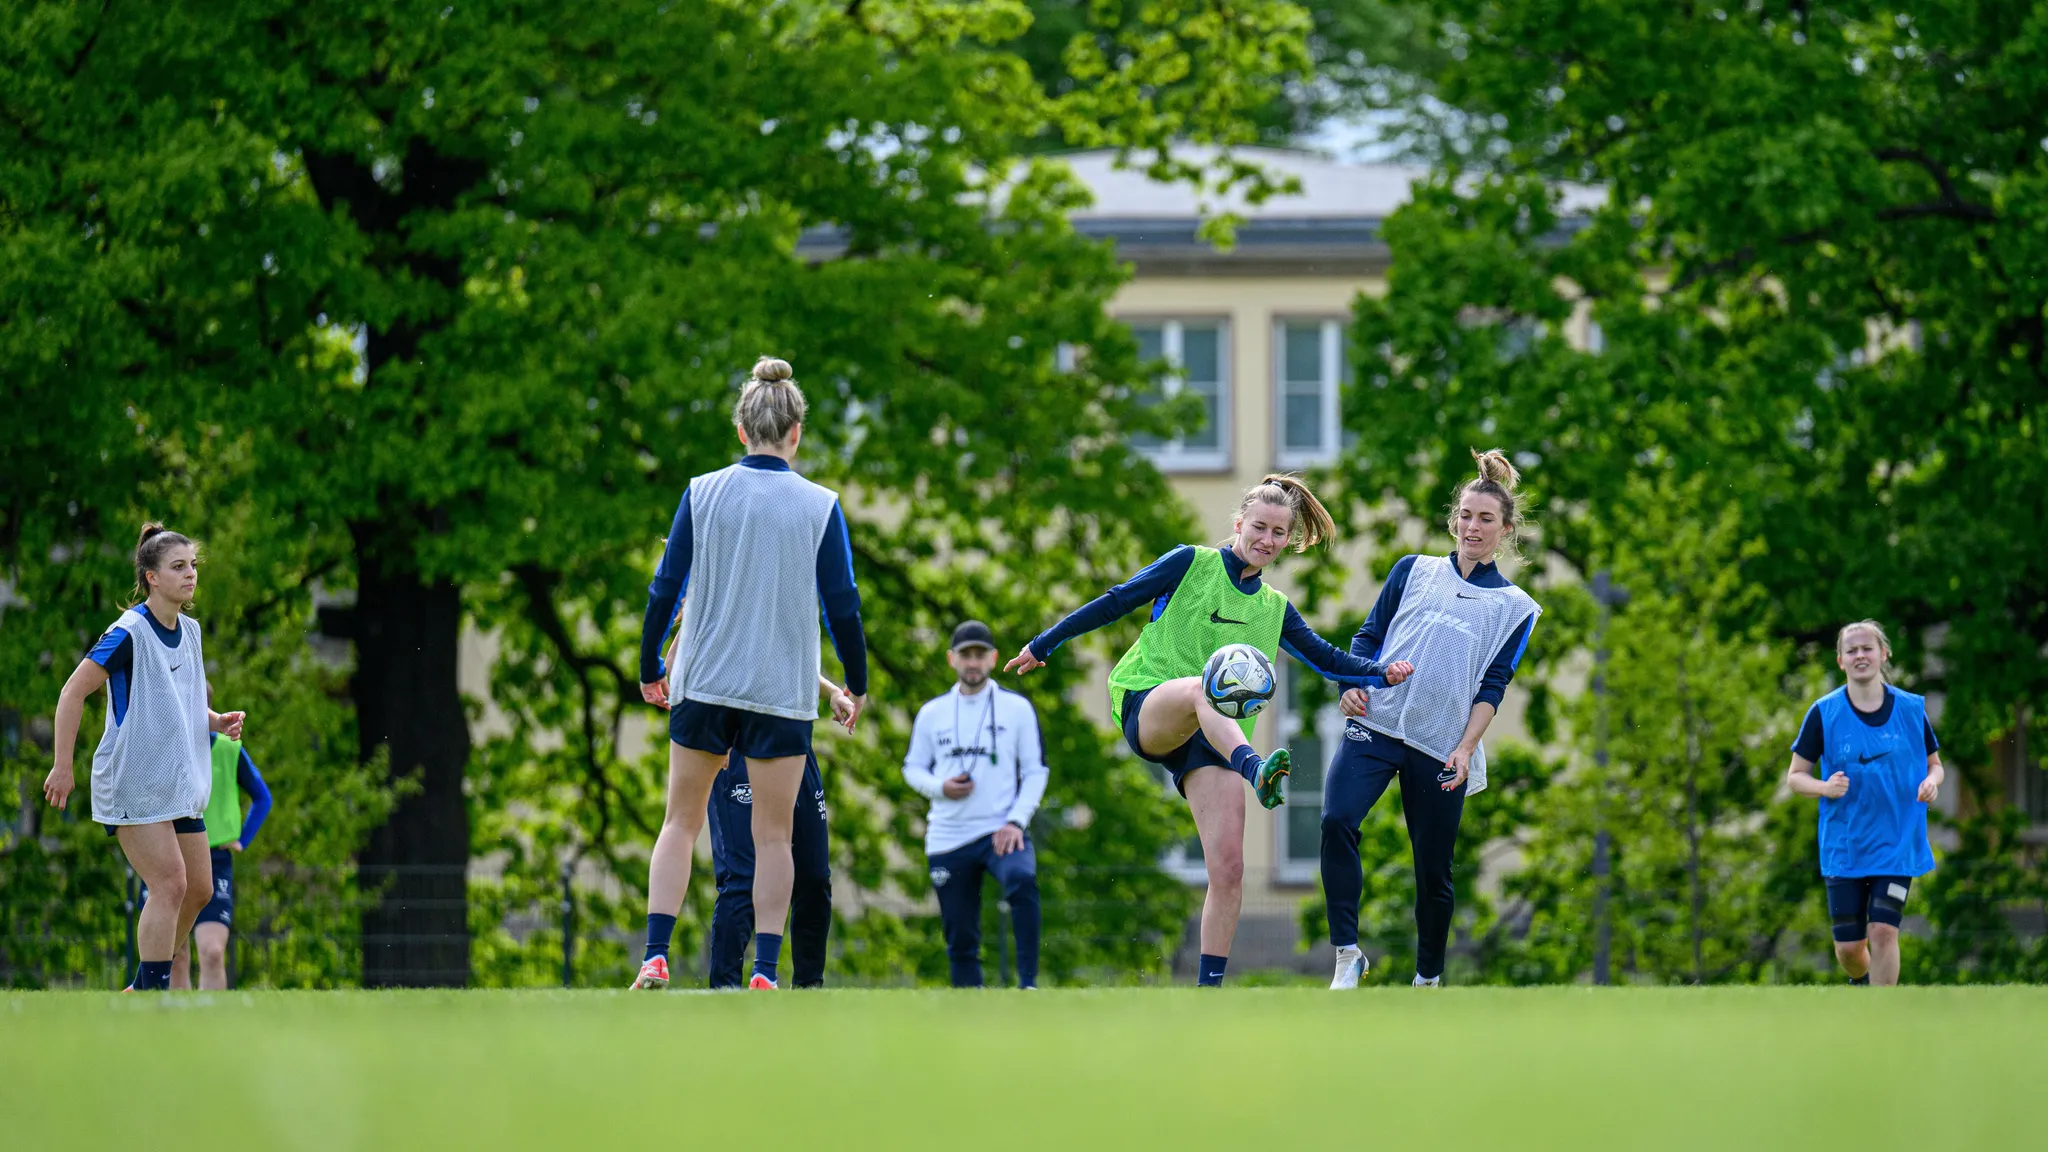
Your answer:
[1197,954,1228,987]
[753,933,782,983]
[1227,745,1261,785]
[135,960,172,991]
[643,913,677,963]
[1850,974,1870,986]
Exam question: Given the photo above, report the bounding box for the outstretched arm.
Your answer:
[1007,546,1197,674]
[1281,606,1412,687]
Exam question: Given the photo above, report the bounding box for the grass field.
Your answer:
[5,986,2043,1150]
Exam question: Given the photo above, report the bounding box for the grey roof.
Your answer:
[798,146,1600,276]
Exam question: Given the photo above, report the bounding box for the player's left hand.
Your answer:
[1381,661,1414,686]
[993,823,1025,856]
[1441,746,1472,792]
[212,710,246,740]
[226,841,244,853]
[830,689,858,733]
[640,680,670,710]
[1004,645,1045,676]
[1917,772,1942,804]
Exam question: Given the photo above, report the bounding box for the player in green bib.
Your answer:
[1007,475,1412,985]
[165,684,272,989]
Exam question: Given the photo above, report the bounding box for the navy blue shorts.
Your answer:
[1826,875,1912,943]
[670,698,812,760]
[139,846,235,928]
[104,815,206,837]
[1119,685,1231,796]
[195,847,235,928]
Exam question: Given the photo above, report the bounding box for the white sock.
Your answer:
[1413,974,1441,987]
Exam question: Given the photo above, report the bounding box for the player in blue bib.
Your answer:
[1785,620,1944,986]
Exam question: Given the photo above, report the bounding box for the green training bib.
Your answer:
[204,736,243,849]
[1106,547,1287,739]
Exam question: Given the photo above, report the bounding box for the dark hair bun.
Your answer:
[137,521,167,548]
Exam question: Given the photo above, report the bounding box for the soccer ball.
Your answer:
[1202,643,1276,720]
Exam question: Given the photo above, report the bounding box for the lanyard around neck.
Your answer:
[954,688,998,769]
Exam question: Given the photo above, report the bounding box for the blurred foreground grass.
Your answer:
[3,986,2042,1150]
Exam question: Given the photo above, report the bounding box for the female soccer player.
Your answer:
[1785,620,1942,987]
[163,682,273,990]
[42,523,246,991]
[1321,450,1541,989]
[635,603,850,989]
[1005,475,1411,987]
[634,357,868,991]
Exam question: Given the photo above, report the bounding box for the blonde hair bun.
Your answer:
[751,356,794,383]
[1472,447,1521,491]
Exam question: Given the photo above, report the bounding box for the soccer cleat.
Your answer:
[630,956,670,990]
[1413,974,1442,988]
[1330,945,1369,990]
[748,973,778,990]
[1252,748,1291,810]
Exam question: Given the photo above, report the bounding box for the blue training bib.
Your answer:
[1812,686,1935,879]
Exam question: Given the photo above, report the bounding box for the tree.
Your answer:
[1331,1,2048,974]
[2,1,1311,984]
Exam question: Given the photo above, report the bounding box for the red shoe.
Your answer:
[748,973,777,990]
[630,956,670,990]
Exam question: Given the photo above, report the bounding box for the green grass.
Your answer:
[4,986,2043,1150]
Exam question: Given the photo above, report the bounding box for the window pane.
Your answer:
[1284,389,1323,452]
[1286,802,1320,863]
[1181,325,1219,382]
[1283,323,1323,384]
[1180,326,1221,449]
[1129,325,1165,449]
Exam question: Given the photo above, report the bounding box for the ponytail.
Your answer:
[1229,473,1337,553]
[131,522,195,604]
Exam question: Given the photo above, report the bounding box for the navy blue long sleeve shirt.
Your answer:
[1029,545,1388,686]
[1349,553,1534,709]
[639,455,867,694]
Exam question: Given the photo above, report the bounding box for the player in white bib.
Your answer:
[42,523,246,991]
[1320,451,1541,988]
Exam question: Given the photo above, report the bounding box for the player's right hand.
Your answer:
[640,680,670,710]
[942,774,975,800]
[1004,645,1045,676]
[43,763,74,808]
[1381,661,1414,686]
[1822,771,1850,799]
[1338,688,1370,718]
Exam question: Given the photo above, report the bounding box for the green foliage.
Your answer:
[4,0,1306,983]
[1335,0,2048,980]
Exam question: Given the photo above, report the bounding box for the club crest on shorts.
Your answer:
[730,783,753,805]
[1345,722,1372,742]
[929,866,951,887]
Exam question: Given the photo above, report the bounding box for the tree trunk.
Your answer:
[352,537,472,987]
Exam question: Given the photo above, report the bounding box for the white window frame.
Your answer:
[1128,318,1232,473]
[1272,663,1343,885]
[1273,318,1345,469]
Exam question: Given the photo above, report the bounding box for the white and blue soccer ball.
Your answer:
[1202,643,1276,720]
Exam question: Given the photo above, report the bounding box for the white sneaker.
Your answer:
[1412,974,1442,988]
[1330,945,1369,990]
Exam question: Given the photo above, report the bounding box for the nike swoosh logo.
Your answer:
[1856,752,1884,765]
[1455,593,1480,600]
[1208,610,1248,626]
[168,664,182,672]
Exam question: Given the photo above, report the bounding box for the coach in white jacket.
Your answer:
[903,621,1049,988]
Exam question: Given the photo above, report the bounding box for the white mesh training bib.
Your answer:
[91,608,212,825]
[1353,556,1539,795]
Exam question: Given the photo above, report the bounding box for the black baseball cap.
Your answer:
[949,620,997,652]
